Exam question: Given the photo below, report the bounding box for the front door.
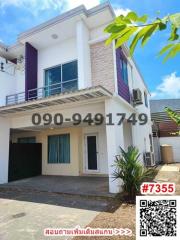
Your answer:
[85,134,98,172]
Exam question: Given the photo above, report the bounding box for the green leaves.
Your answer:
[115,27,137,48]
[141,24,158,46]
[169,13,180,28]
[129,25,152,55]
[138,15,148,23]
[104,24,126,33]
[126,11,138,22]
[159,42,180,62]
[165,107,180,125]
[104,10,180,62]
[169,25,179,41]
[113,146,155,199]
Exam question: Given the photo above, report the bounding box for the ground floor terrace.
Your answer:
[0,87,153,193]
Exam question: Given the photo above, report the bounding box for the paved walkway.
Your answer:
[0,189,111,240]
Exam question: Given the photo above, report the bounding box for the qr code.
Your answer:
[136,196,180,240]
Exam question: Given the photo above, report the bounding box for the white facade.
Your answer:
[0,2,152,193]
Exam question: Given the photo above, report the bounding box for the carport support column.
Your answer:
[0,117,10,183]
[105,99,124,193]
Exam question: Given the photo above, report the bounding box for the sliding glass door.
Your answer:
[45,60,78,96]
[45,66,61,96]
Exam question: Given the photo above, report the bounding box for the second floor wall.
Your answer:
[0,16,150,112]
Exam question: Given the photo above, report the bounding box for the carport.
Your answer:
[1,175,113,198]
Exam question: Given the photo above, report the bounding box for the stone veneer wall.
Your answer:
[90,41,115,93]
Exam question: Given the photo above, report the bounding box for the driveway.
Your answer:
[0,189,111,240]
[154,163,180,194]
[0,175,114,198]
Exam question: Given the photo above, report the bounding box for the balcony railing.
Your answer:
[6,79,78,106]
[6,92,25,105]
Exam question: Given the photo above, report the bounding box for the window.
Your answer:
[48,134,70,164]
[45,60,78,96]
[18,137,36,143]
[144,91,148,107]
[120,57,128,85]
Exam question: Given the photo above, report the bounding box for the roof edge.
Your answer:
[17,2,114,42]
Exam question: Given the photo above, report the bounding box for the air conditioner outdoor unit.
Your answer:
[144,152,155,167]
[133,88,143,105]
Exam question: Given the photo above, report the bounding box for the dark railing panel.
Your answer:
[6,92,25,105]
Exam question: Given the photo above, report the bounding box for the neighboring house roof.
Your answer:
[150,99,180,123]
[150,99,180,113]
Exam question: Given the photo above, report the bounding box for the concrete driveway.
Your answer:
[154,163,180,194]
[0,189,110,240]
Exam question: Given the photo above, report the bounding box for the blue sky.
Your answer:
[0,0,179,99]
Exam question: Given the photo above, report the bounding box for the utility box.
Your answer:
[160,144,174,164]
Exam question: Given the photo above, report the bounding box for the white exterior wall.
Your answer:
[0,57,16,106]
[105,87,152,193]
[76,20,91,88]
[15,69,25,93]
[105,98,125,193]
[38,38,77,88]
[111,46,152,161]
[90,24,108,40]
[38,20,92,90]
[123,122,133,151]
[159,137,180,163]
[0,56,25,107]
[10,101,105,129]
[0,117,10,183]
[127,56,152,160]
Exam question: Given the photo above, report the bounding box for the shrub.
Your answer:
[113,146,154,200]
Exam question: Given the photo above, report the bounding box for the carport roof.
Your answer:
[0,86,112,115]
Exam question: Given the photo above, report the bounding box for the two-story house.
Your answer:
[0,2,153,193]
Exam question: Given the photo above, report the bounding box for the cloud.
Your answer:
[151,72,180,99]
[66,0,100,9]
[0,0,65,12]
[0,0,100,12]
[0,0,131,15]
[114,7,131,16]
[0,0,131,44]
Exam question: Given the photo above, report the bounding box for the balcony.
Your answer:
[6,79,78,106]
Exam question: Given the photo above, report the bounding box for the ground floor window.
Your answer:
[48,134,70,164]
[17,137,36,143]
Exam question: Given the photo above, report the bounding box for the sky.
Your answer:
[0,0,179,99]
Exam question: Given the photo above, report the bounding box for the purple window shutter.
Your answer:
[116,48,130,103]
[25,42,38,101]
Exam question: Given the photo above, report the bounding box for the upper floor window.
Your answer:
[120,57,128,85]
[144,91,148,107]
[45,60,78,96]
